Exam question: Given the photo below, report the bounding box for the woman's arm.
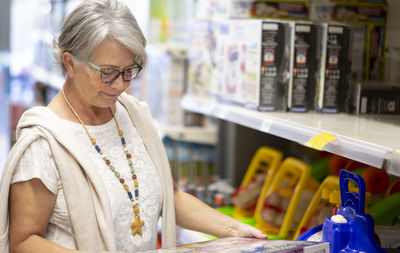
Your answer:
[174,188,267,239]
[9,178,79,253]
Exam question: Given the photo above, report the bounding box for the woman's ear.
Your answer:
[62,52,76,78]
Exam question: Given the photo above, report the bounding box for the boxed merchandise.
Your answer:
[316,23,352,113]
[287,22,321,112]
[349,82,400,114]
[148,237,329,252]
[187,19,214,97]
[250,0,311,20]
[310,0,387,81]
[219,19,262,106]
[210,19,291,110]
[257,20,291,111]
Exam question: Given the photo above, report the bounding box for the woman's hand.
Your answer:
[232,223,268,239]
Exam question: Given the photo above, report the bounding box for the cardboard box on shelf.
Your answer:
[250,0,311,20]
[349,82,400,114]
[316,23,352,113]
[211,19,291,111]
[287,22,321,112]
[310,0,387,81]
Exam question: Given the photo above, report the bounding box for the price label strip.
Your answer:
[305,132,337,150]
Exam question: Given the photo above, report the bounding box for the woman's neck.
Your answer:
[49,82,116,126]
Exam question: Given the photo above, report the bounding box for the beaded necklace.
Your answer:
[62,87,144,236]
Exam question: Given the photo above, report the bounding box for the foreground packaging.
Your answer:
[147,237,329,253]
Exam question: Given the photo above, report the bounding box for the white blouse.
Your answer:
[11,102,164,252]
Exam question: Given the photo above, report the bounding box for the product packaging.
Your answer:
[287,21,321,112]
[316,23,352,113]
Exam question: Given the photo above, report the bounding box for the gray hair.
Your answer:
[53,0,147,76]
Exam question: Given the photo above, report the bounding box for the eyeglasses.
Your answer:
[87,61,142,83]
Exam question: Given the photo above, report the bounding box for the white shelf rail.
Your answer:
[181,94,400,177]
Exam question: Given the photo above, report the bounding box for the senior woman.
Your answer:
[0,0,266,253]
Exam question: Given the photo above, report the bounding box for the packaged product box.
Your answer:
[187,19,214,98]
[250,0,311,20]
[213,0,254,18]
[212,19,291,110]
[209,19,229,100]
[287,22,321,112]
[256,20,292,111]
[349,82,400,114]
[219,19,262,106]
[316,23,352,113]
[310,0,387,81]
[147,237,329,252]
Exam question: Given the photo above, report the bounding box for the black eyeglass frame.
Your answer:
[87,61,142,83]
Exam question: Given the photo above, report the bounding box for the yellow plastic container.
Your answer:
[232,146,283,219]
[294,175,372,239]
[294,175,340,239]
[254,157,311,239]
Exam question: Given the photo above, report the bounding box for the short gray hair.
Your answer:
[53,0,147,76]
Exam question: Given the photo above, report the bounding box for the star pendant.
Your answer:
[130,215,144,236]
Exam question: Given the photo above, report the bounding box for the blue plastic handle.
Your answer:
[339,170,366,215]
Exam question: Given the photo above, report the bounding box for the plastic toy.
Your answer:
[254,157,311,239]
[231,146,283,219]
[370,192,400,226]
[294,175,340,239]
[322,170,385,253]
[360,166,389,195]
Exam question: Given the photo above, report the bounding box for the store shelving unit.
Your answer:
[163,125,217,145]
[181,94,400,177]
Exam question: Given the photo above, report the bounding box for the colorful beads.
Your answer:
[132,174,137,179]
[134,205,139,213]
[135,189,139,197]
[134,181,139,187]
[127,154,131,159]
[106,160,111,165]
[110,166,115,172]
[121,137,126,145]
[129,160,133,166]
[91,138,96,145]
[95,145,101,153]
[118,130,123,136]
[115,172,120,177]
[128,192,133,199]
[124,185,129,191]
[120,178,125,184]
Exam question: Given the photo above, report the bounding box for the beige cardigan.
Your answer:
[0,93,176,252]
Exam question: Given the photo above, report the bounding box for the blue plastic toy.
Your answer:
[322,170,385,253]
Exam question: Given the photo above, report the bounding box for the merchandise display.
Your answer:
[349,82,400,114]
[2,0,400,251]
[254,157,312,239]
[287,22,320,112]
[310,0,387,81]
[231,146,283,219]
[147,237,329,252]
[321,170,385,253]
[316,23,352,113]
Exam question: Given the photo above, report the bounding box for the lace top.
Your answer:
[11,102,164,252]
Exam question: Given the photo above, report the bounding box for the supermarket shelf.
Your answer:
[162,125,217,145]
[181,94,400,177]
[30,65,63,90]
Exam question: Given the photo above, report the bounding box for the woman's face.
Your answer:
[73,37,136,109]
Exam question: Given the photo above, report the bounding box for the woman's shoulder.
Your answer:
[118,92,152,116]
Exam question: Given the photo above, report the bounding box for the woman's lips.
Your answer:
[101,91,118,98]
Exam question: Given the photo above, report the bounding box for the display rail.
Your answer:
[181,94,400,177]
